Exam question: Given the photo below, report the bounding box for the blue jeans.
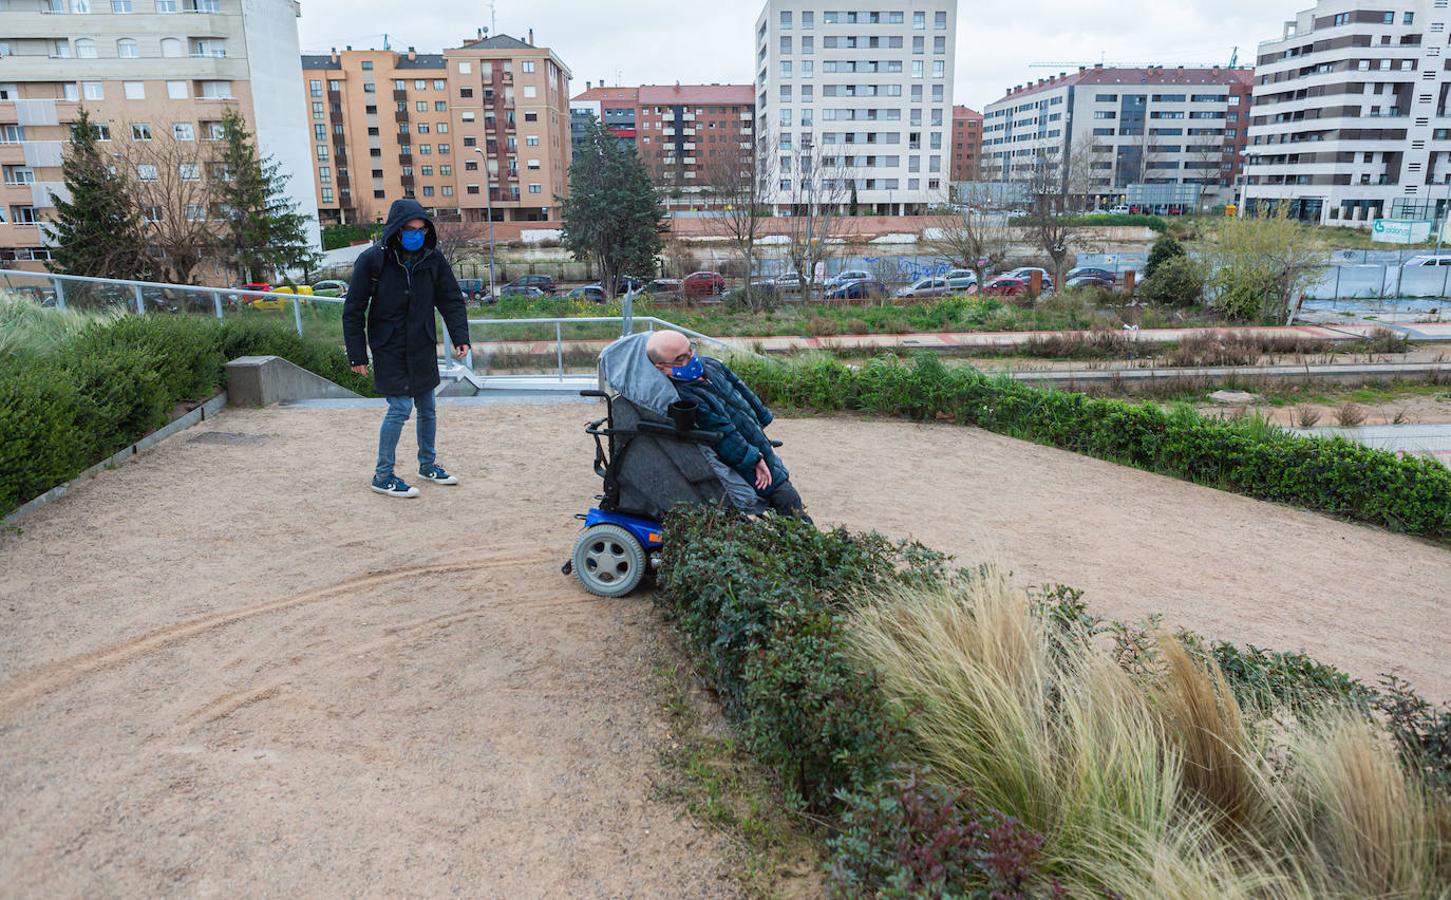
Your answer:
[375,389,436,479]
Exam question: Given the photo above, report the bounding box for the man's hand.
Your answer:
[350,363,368,375]
[754,458,772,491]
[454,344,471,359]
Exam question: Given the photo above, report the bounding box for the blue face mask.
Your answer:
[669,354,704,381]
[399,228,426,252]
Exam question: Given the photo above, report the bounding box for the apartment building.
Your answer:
[1241,0,1449,226]
[949,104,981,181]
[982,66,1254,207]
[0,0,318,266]
[570,82,755,209]
[301,31,571,226]
[754,0,959,215]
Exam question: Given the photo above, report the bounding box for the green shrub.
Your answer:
[62,348,170,459]
[828,768,1051,898]
[69,315,224,403]
[1144,234,1186,279]
[1137,255,1205,308]
[0,362,89,514]
[734,354,1451,540]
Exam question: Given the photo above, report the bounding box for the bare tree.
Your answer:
[1021,142,1098,291]
[925,187,1013,287]
[432,219,482,263]
[781,137,850,301]
[115,127,220,284]
[700,124,775,309]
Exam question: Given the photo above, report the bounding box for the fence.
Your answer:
[0,267,750,383]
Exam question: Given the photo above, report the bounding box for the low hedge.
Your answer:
[656,509,1450,895]
[730,353,1451,540]
[0,313,374,518]
[1008,213,1167,231]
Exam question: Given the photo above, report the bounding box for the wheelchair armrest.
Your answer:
[769,439,784,448]
[636,421,722,445]
[579,389,609,398]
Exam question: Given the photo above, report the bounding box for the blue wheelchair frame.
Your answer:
[583,508,665,551]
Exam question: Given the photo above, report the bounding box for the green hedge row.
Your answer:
[729,353,1451,540]
[1008,213,1167,231]
[0,314,373,517]
[655,506,1054,895]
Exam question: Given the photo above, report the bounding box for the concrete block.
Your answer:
[225,356,361,407]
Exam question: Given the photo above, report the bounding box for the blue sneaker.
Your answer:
[418,463,459,485]
[371,474,420,498]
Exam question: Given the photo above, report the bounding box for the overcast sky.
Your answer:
[297,0,1289,110]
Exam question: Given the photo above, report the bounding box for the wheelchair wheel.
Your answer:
[571,524,646,597]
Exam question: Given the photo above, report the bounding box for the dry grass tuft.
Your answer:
[1334,402,1368,427]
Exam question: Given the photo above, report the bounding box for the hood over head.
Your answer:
[381,198,435,249]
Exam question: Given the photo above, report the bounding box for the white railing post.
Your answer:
[133,284,145,315]
[555,320,564,380]
[212,289,224,320]
[291,294,304,336]
[52,276,66,310]
[621,291,634,337]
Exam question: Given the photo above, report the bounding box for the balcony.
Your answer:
[396,133,411,145]
[393,89,407,102]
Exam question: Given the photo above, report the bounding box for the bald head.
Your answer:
[646,330,693,373]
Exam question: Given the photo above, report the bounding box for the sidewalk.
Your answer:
[469,320,1451,358]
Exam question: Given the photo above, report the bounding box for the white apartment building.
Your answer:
[1242,0,1450,227]
[981,66,1254,208]
[0,0,318,269]
[753,0,957,215]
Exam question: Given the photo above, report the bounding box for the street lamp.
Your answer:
[470,146,497,299]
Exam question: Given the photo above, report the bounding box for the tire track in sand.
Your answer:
[0,552,550,718]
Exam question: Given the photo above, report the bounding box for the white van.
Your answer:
[1403,255,1451,267]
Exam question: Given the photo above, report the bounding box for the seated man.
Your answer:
[646,330,809,520]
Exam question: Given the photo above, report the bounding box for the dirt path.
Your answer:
[0,405,736,898]
[2,402,1449,896]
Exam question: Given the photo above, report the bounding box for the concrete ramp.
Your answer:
[224,355,362,407]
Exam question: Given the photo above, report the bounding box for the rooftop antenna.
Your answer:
[489,0,496,37]
[382,32,390,50]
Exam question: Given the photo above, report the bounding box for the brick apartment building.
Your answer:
[949,104,982,181]
[571,83,755,210]
[301,31,571,227]
[0,0,317,267]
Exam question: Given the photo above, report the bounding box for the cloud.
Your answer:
[297,0,1291,108]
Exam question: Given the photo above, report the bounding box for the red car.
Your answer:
[982,275,1031,297]
[682,271,726,297]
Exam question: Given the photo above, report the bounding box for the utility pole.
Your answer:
[471,146,497,298]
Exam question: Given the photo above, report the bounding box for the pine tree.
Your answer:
[1144,234,1186,279]
[560,116,665,298]
[213,109,319,283]
[47,108,150,280]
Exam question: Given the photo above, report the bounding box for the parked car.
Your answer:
[894,276,953,299]
[1404,255,1451,267]
[1066,266,1115,282]
[943,268,979,284]
[497,285,547,299]
[645,278,683,299]
[825,268,873,288]
[1005,267,1054,292]
[456,278,491,302]
[502,274,557,294]
[566,284,608,303]
[825,279,888,301]
[612,274,647,294]
[1066,273,1116,290]
[311,279,349,298]
[771,273,804,293]
[1106,204,1132,215]
[983,275,1031,297]
[682,271,726,297]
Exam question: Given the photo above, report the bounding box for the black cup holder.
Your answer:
[668,400,699,432]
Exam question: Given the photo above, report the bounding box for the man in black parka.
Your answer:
[343,198,471,498]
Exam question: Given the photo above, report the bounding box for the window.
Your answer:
[199,81,232,98]
[416,101,427,112]
[522,60,535,73]
[73,0,91,9]
[934,36,945,54]
[435,100,447,112]
[320,187,334,204]
[422,186,434,197]
[363,82,376,94]
[523,85,537,98]
[459,87,472,98]
[801,60,813,78]
[316,144,328,160]
[330,80,341,91]
[466,185,479,194]
[137,164,158,181]
[0,125,24,144]
[3,166,34,185]
[438,143,449,155]
[63,83,79,101]
[912,60,924,78]
[393,79,406,91]
[419,165,431,176]
[525,183,541,195]
[440,164,451,176]
[527,158,540,170]
[111,0,131,10]
[117,38,139,58]
[914,10,926,28]
[179,163,199,181]
[312,101,323,119]
[419,144,432,154]
[433,79,445,90]
[441,185,453,197]
[205,121,224,140]
[167,80,188,99]
[398,123,409,134]
[934,10,947,28]
[415,79,426,90]
[173,122,194,140]
[464,160,478,171]
[360,60,373,70]
[83,81,103,100]
[313,123,325,140]
[11,206,39,225]
[781,60,792,78]
[526,134,539,146]
[76,39,96,58]
[933,60,944,78]
[780,9,791,27]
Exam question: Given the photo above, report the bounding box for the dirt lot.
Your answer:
[2,402,1448,896]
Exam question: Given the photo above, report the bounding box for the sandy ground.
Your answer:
[3,402,1450,896]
